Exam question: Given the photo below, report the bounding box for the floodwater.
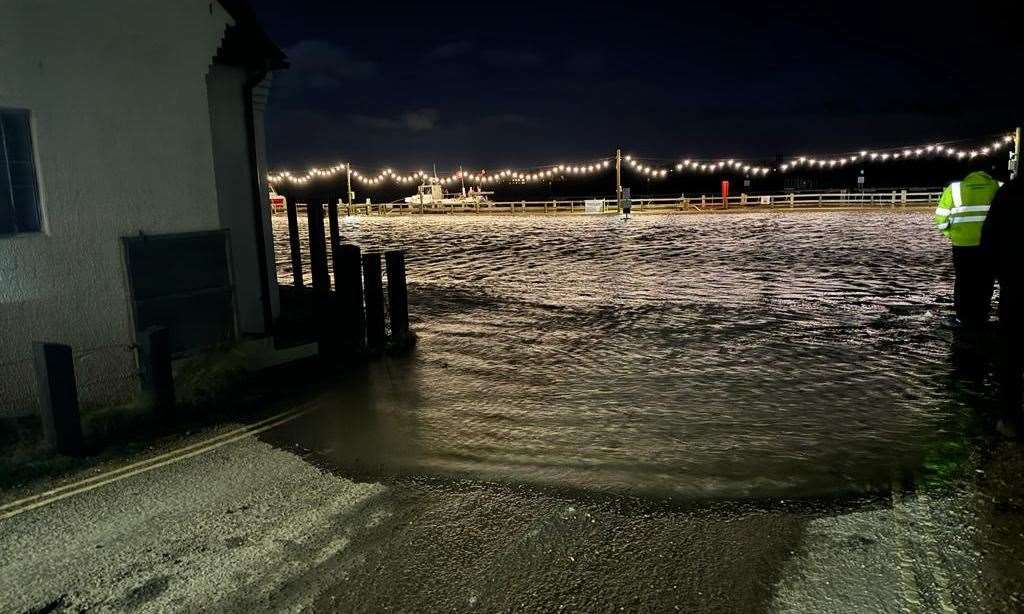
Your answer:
[271,212,992,500]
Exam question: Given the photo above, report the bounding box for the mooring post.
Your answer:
[337,244,366,352]
[307,202,332,357]
[286,199,303,287]
[138,326,174,416]
[385,250,410,348]
[362,252,385,353]
[327,200,342,277]
[326,200,346,356]
[33,342,84,456]
[328,200,341,250]
[308,202,330,295]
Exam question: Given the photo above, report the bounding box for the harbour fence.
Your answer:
[283,188,942,216]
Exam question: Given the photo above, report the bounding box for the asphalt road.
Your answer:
[1,409,1022,613]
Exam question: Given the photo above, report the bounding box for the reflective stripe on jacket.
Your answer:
[934,171,1001,247]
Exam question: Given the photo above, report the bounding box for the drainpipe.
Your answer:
[243,63,275,335]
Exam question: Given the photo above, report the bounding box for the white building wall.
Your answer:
[0,1,242,416]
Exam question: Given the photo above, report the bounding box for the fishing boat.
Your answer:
[403,178,492,208]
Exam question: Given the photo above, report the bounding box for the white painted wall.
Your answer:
[0,1,275,416]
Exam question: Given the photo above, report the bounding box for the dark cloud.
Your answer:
[424,40,475,62]
[279,39,377,92]
[348,108,440,133]
[564,51,606,76]
[482,49,543,69]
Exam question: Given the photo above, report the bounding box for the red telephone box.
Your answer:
[721,180,730,206]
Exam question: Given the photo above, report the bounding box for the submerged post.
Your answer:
[385,250,410,348]
[33,342,84,456]
[362,252,385,353]
[286,199,303,287]
[337,244,366,352]
[138,326,175,416]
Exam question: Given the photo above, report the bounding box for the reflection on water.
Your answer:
[272,212,993,499]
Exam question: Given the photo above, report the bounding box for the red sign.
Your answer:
[721,180,730,203]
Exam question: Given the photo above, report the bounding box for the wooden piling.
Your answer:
[362,252,385,353]
[337,244,365,352]
[33,342,84,456]
[307,202,330,295]
[327,200,342,278]
[307,202,332,357]
[385,250,410,347]
[286,199,303,287]
[138,326,174,416]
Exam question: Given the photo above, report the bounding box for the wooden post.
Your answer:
[307,203,331,357]
[138,326,174,416]
[385,250,410,348]
[362,252,385,353]
[328,200,342,277]
[286,199,303,287]
[33,342,84,456]
[308,203,330,295]
[337,244,365,352]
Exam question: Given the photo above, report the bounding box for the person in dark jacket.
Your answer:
[981,177,1023,435]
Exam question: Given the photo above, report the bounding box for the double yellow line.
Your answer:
[0,403,316,522]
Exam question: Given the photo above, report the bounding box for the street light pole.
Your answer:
[346,162,353,209]
[615,148,622,211]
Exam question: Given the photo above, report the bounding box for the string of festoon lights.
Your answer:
[267,159,614,187]
[266,132,1017,188]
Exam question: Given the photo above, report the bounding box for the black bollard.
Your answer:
[138,326,175,416]
[362,252,385,353]
[385,250,410,347]
[338,244,365,353]
[286,199,303,287]
[33,342,84,456]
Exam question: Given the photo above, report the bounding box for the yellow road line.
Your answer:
[0,404,315,522]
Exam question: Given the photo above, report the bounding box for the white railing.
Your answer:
[286,189,942,216]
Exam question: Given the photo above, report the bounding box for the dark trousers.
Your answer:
[952,246,995,327]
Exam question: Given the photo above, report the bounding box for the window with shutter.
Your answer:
[0,109,42,236]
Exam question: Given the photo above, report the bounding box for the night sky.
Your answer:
[249,0,1023,175]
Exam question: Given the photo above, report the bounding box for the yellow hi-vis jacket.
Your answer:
[934,171,1001,247]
